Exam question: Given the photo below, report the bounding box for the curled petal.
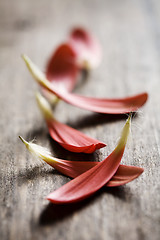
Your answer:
[46,44,79,92]
[106,165,143,187]
[22,55,148,114]
[47,120,106,153]
[47,115,131,204]
[36,92,106,153]
[46,28,101,94]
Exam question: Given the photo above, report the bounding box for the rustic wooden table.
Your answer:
[0,0,159,239]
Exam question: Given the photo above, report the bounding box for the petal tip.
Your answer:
[21,54,29,64]
[139,167,144,174]
[35,91,53,120]
[95,142,106,151]
[142,92,148,103]
[19,135,28,147]
[46,194,55,203]
[139,92,148,107]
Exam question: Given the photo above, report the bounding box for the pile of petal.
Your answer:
[19,117,143,188]
[46,115,136,203]
[20,27,147,204]
[19,116,144,203]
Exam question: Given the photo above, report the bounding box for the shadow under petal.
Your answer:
[66,113,129,130]
[39,189,102,226]
[105,185,133,201]
[48,135,99,162]
[16,165,55,186]
[74,68,90,91]
[39,185,130,226]
[26,125,47,142]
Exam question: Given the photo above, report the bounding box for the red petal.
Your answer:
[68,27,102,68]
[61,92,148,114]
[19,136,143,189]
[47,119,106,153]
[47,147,125,204]
[36,91,106,153]
[22,55,148,114]
[46,44,79,92]
[106,165,144,187]
[46,157,143,187]
[43,82,148,114]
[45,28,101,95]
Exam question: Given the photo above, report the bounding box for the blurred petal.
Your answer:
[46,44,79,92]
[22,55,148,114]
[68,27,102,69]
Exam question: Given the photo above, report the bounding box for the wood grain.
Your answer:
[0,0,159,239]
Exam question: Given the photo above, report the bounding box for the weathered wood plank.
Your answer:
[0,0,159,239]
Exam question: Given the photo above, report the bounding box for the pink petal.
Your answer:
[68,27,102,68]
[47,119,106,153]
[46,43,79,92]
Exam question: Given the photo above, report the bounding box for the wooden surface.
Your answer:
[0,0,160,239]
